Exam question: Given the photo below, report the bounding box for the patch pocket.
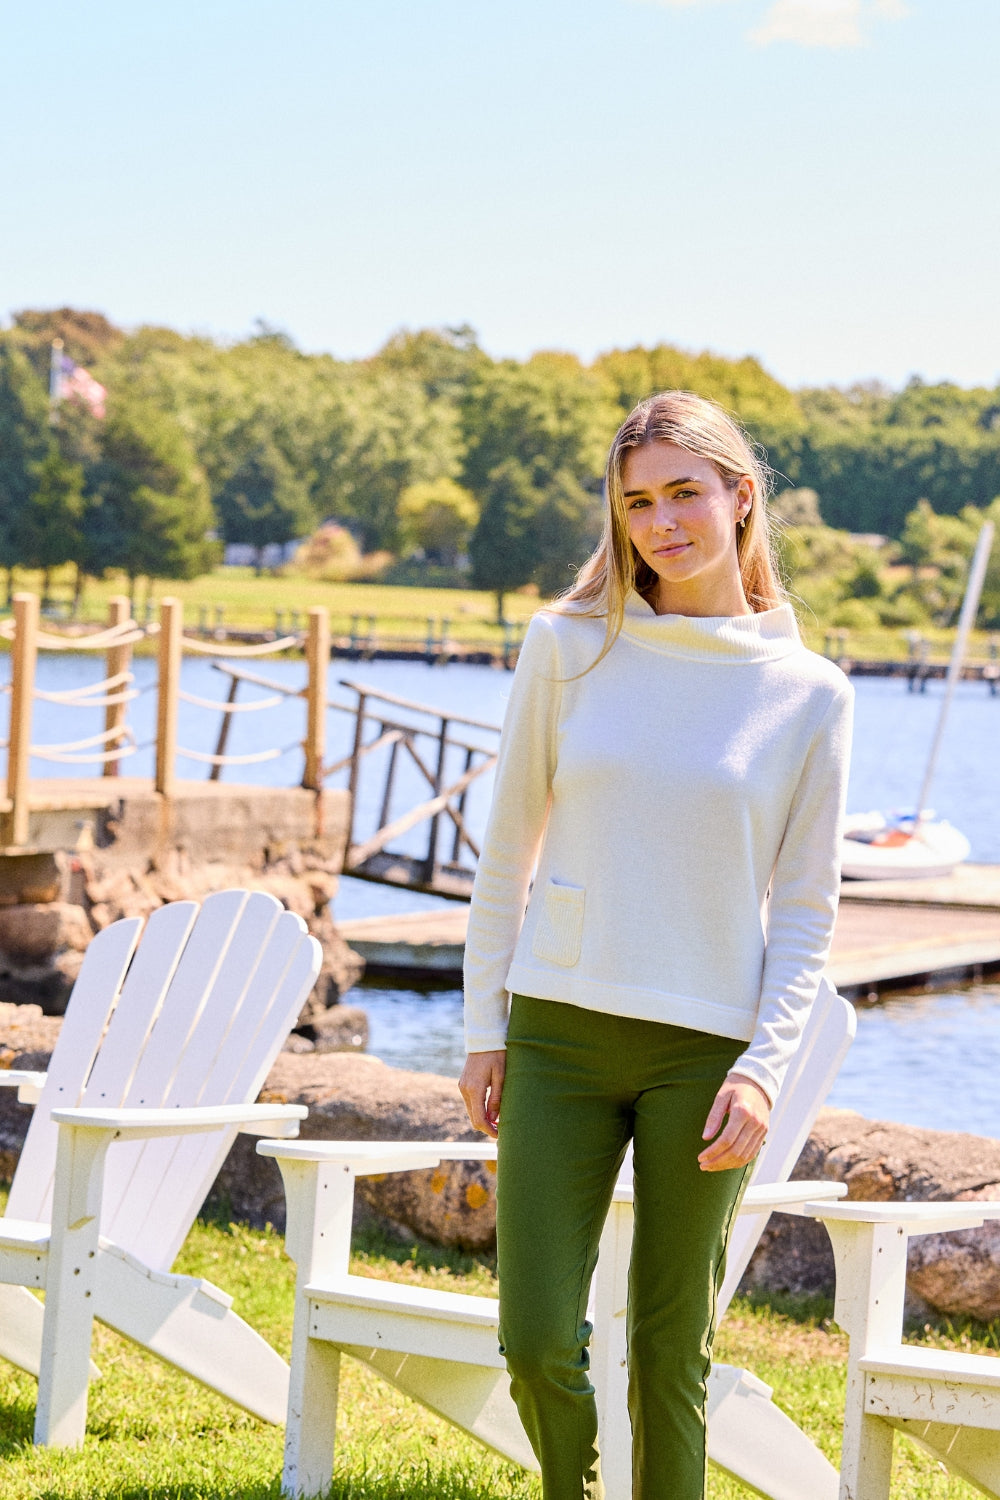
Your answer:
[531,880,585,967]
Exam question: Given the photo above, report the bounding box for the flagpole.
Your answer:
[49,338,63,415]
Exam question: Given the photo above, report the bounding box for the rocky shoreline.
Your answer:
[3,999,1000,1319]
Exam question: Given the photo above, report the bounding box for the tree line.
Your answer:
[2,307,1000,623]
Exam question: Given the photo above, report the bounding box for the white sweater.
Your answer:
[463,591,854,1104]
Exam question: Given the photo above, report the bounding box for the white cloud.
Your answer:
[629,0,909,48]
[631,0,741,7]
[750,0,864,48]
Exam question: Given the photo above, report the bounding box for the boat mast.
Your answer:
[914,521,995,824]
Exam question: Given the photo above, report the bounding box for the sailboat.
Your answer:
[841,521,994,881]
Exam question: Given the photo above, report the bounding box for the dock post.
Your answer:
[345,690,368,859]
[104,595,132,778]
[303,606,330,790]
[155,597,182,797]
[424,715,450,882]
[5,592,39,847]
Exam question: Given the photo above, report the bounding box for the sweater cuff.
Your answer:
[726,1062,779,1109]
[463,1027,509,1054]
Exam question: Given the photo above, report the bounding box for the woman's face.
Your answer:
[621,441,752,616]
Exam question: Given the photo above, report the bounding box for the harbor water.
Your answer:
[9,654,1000,1135]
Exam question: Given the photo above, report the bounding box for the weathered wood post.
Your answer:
[155,597,182,797]
[5,592,39,847]
[425,715,450,882]
[303,606,329,791]
[104,595,132,779]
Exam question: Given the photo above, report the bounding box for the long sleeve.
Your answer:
[729,684,855,1105]
[463,613,562,1051]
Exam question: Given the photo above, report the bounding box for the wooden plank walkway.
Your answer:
[338,868,1000,996]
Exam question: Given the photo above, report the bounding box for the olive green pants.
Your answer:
[496,994,751,1500]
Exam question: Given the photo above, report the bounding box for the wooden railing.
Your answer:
[0,592,501,896]
[0,592,323,846]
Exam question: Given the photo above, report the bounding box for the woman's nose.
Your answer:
[651,502,677,533]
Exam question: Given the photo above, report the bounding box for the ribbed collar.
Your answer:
[620,590,802,663]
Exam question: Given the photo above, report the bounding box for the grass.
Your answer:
[0,1192,993,1500]
[6,565,1000,663]
[6,568,541,646]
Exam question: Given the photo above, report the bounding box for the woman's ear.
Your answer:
[735,474,755,525]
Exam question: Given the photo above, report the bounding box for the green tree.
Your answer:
[398,478,479,566]
[14,448,84,605]
[215,445,315,570]
[84,398,219,603]
[469,460,541,623]
[462,354,615,499]
[770,488,823,527]
[0,338,52,603]
[530,470,602,597]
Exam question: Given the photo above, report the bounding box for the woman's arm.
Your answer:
[728,683,855,1107]
[462,613,562,1053]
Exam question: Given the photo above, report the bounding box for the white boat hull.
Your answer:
[841,814,971,881]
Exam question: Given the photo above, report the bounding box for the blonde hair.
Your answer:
[552,390,785,668]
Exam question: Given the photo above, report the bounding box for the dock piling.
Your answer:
[104,596,132,779]
[5,592,39,847]
[155,598,182,797]
[303,606,330,790]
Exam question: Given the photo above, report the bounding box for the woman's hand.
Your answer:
[698,1072,770,1172]
[459,1050,507,1138]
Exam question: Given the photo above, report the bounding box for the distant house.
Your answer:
[223,539,304,568]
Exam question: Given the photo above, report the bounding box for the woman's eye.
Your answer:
[628,498,650,510]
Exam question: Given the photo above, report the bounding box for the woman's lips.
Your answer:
[653,542,690,557]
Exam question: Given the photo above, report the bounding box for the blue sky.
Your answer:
[2,0,998,389]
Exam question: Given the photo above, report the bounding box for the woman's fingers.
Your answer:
[458,1050,507,1138]
[698,1075,770,1172]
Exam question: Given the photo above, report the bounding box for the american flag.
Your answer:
[50,344,107,420]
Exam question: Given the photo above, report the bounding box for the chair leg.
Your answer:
[840,1402,894,1500]
[34,1224,100,1447]
[283,1323,342,1499]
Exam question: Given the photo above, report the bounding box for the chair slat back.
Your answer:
[134,923,322,1269]
[718,976,856,1316]
[97,892,321,1269]
[5,919,143,1223]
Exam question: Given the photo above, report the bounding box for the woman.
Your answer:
[459,391,853,1500]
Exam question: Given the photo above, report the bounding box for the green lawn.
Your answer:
[7,565,1000,664]
[0,1199,990,1500]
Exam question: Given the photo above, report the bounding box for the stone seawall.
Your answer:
[0,784,362,1017]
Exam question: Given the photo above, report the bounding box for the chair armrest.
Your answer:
[51,1102,307,1142]
[744,1180,848,1216]
[804,1198,1000,1237]
[0,1069,47,1104]
[257,1137,495,1175]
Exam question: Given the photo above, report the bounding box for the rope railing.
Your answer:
[0,618,147,651]
[30,724,137,765]
[175,743,291,767]
[178,687,284,713]
[1,597,338,844]
[179,633,299,658]
[32,668,135,704]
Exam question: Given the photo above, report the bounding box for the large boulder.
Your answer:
[743,1108,1000,1320]
[219,1051,495,1251]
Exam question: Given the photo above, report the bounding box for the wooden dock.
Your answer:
[338,866,1000,998]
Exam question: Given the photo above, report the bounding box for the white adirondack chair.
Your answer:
[805,1198,1000,1499]
[0,887,322,1447]
[260,975,855,1500]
